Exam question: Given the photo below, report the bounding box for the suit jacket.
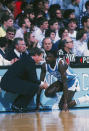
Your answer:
[0,54,41,95]
[5,49,19,60]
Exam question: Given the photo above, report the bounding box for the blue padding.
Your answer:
[0,68,89,111]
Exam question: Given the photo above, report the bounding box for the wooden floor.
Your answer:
[0,109,89,131]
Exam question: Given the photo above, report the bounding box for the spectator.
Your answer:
[14,0,24,19]
[63,9,75,27]
[67,0,81,18]
[42,37,53,52]
[0,37,17,66]
[24,32,38,51]
[6,37,27,60]
[33,17,48,48]
[24,9,35,21]
[5,27,16,53]
[58,28,69,40]
[67,18,77,41]
[52,27,69,51]
[45,29,56,43]
[6,27,16,41]
[33,0,44,14]
[41,37,53,62]
[73,29,89,56]
[2,0,16,17]
[67,0,81,27]
[49,0,71,9]
[15,15,31,39]
[35,10,45,20]
[81,16,89,42]
[0,14,13,37]
[80,1,89,28]
[43,0,50,20]
[57,37,75,63]
[54,8,64,28]
[49,4,61,19]
[48,19,60,42]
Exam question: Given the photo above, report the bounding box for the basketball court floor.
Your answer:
[0,109,89,131]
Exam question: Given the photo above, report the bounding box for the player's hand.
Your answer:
[62,103,69,112]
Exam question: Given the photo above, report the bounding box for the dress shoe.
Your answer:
[11,105,30,113]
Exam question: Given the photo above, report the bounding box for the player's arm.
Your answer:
[36,63,47,110]
[40,63,46,81]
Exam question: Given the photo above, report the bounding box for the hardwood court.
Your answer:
[0,109,89,131]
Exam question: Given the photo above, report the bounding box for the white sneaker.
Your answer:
[78,94,89,104]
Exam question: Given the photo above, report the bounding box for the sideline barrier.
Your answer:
[0,65,89,111]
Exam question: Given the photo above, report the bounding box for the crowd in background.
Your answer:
[0,0,89,65]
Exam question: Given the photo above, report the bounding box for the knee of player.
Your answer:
[45,90,56,97]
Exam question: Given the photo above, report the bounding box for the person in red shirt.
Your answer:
[14,0,24,19]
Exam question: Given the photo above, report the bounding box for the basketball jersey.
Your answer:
[46,58,62,82]
[46,58,76,82]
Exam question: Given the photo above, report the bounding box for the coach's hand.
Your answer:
[40,82,48,89]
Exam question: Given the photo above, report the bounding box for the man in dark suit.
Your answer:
[0,47,48,112]
[5,37,27,60]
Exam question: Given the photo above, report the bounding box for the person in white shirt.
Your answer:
[67,18,77,42]
[33,17,49,48]
[40,37,53,64]
[15,15,31,39]
[0,37,17,66]
[73,29,89,56]
[49,19,60,42]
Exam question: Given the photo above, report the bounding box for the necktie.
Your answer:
[20,53,22,58]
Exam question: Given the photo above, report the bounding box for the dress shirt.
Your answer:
[33,27,45,47]
[0,26,6,37]
[14,49,21,58]
[15,28,24,39]
[73,40,88,56]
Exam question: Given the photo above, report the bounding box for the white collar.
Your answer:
[14,49,21,58]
